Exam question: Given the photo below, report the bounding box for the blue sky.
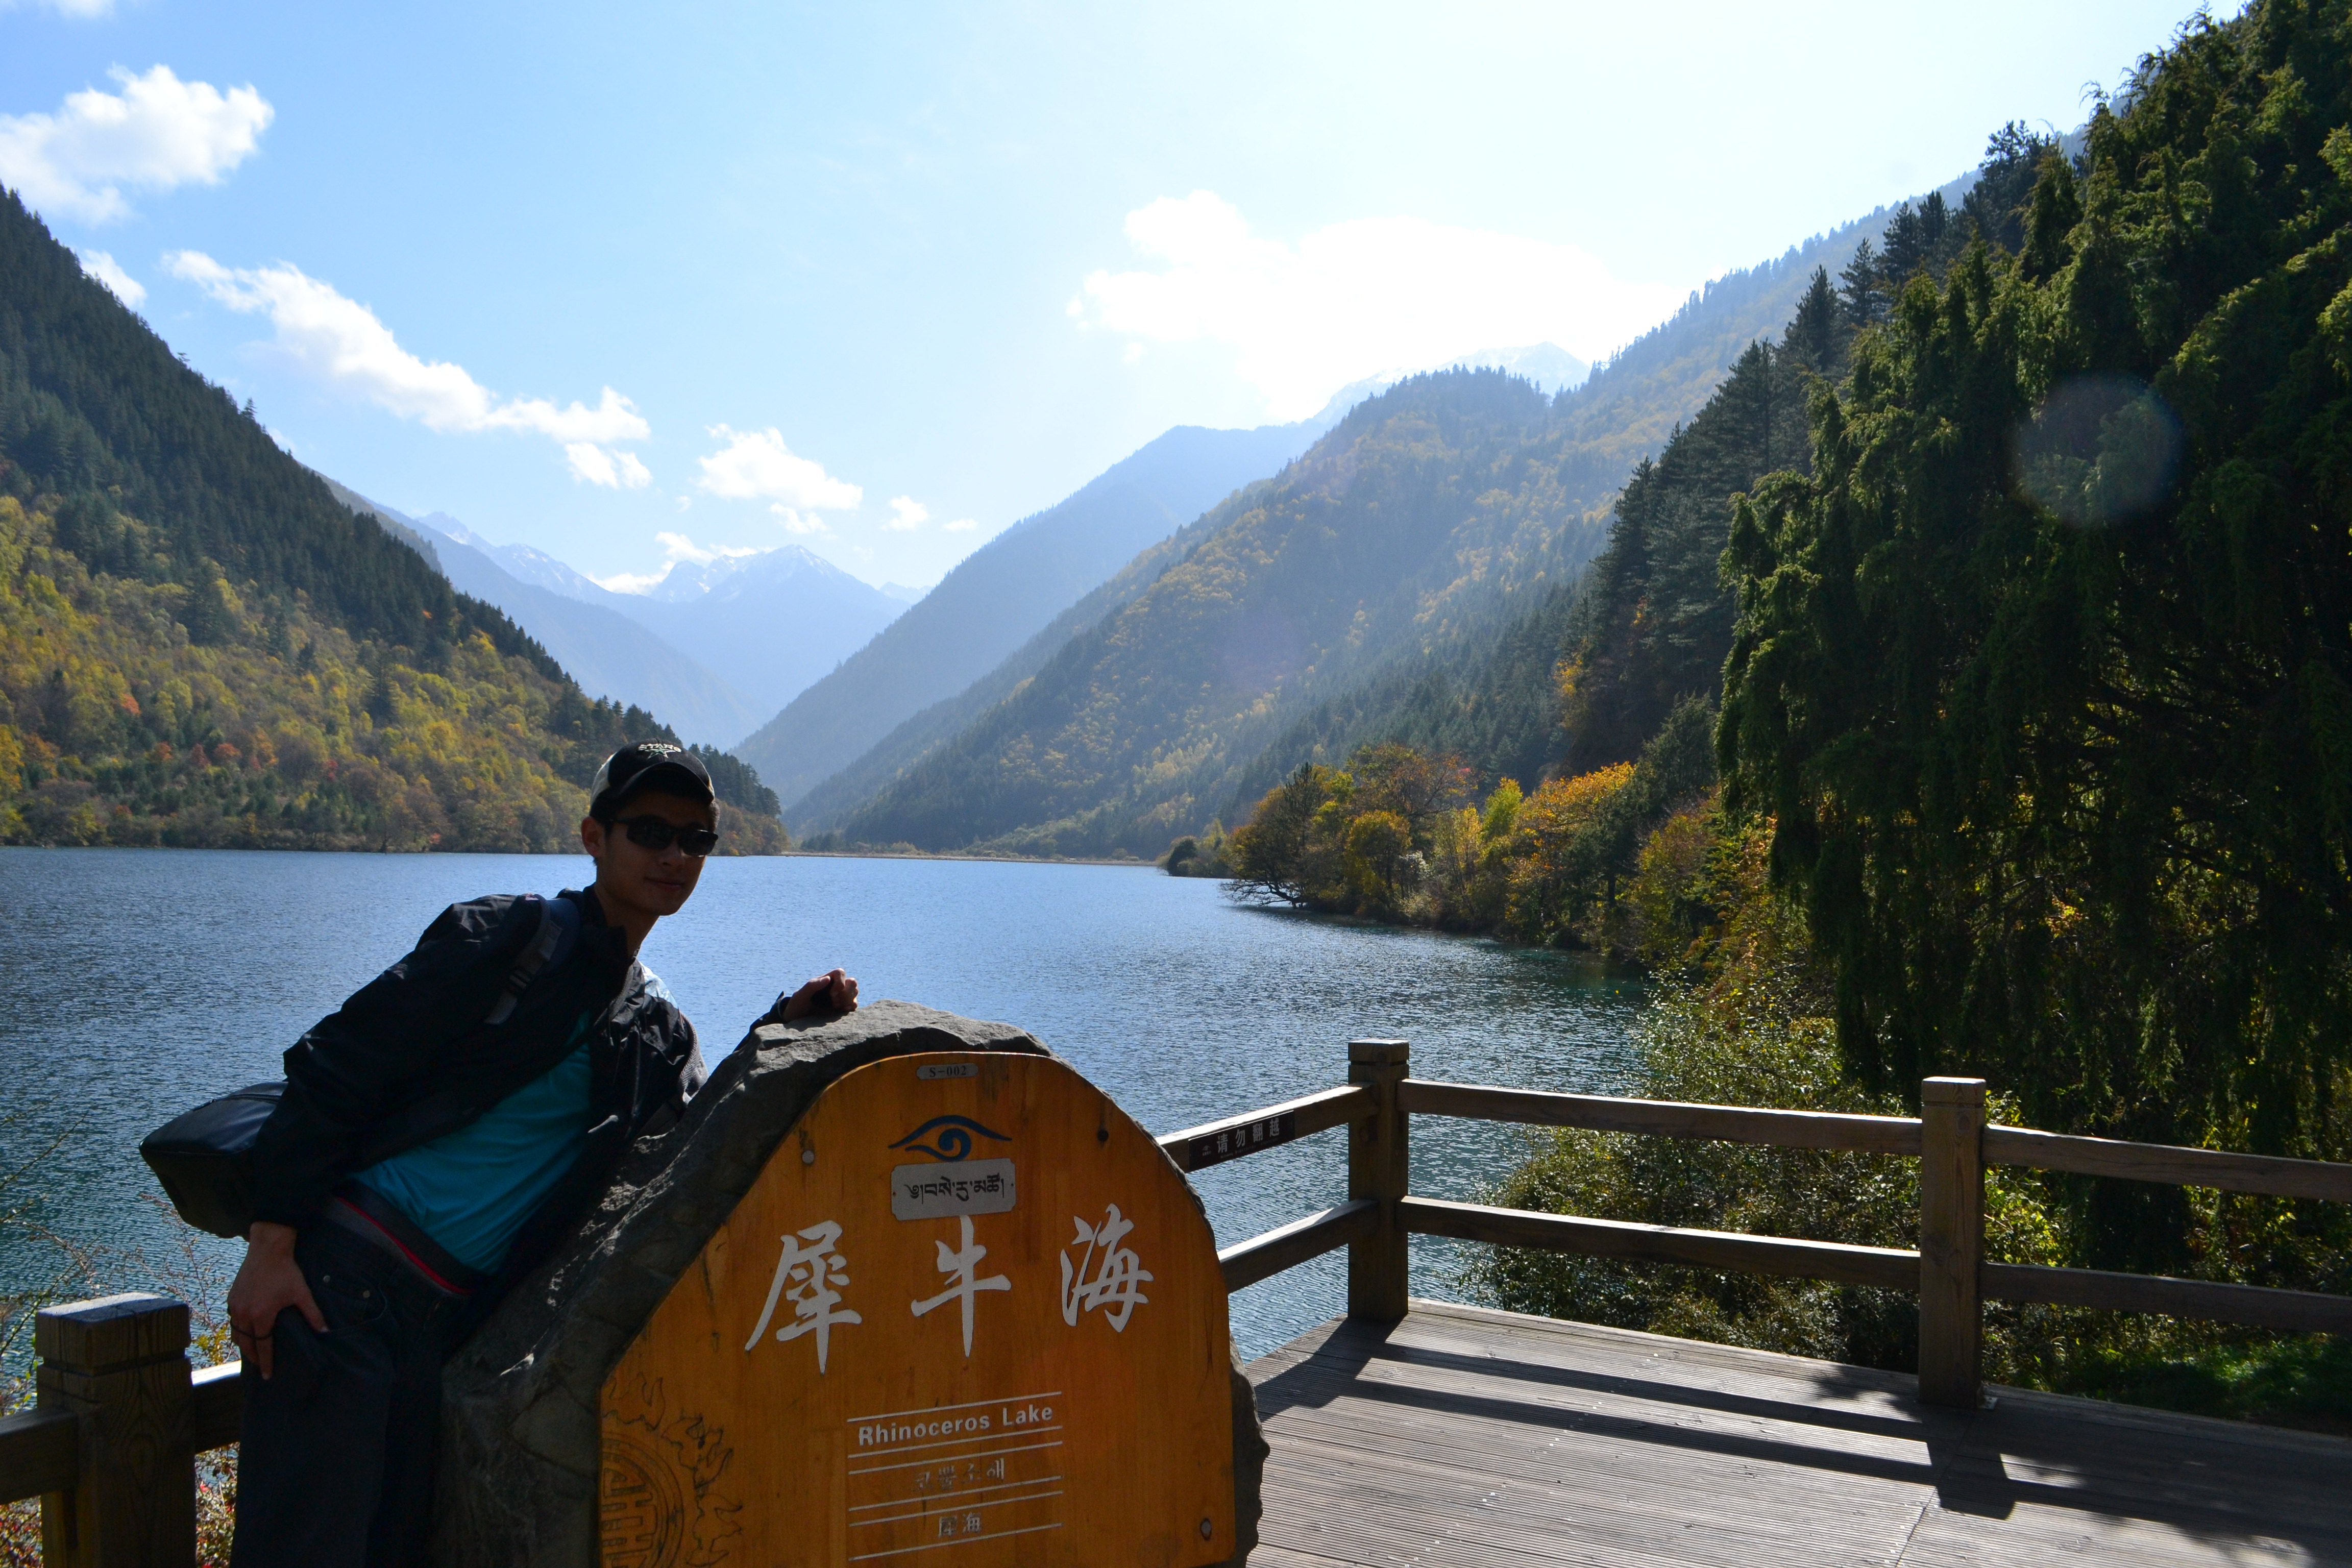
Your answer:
[2,0,2226,591]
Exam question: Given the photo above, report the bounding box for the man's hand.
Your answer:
[227,1221,325,1380]
[778,968,860,1022]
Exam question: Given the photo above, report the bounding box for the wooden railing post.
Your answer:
[1918,1077,1986,1409]
[1348,1038,1411,1322]
[36,1293,194,1568]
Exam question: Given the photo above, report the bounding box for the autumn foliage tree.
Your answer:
[1223,699,1713,942]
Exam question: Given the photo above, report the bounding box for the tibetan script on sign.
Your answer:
[890,1159,1017,1221]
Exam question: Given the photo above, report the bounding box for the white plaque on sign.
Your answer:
[890,1158,1018,1221]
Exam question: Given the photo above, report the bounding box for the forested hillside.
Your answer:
[746,419,1319,811]
[835,371,1593,856]
[1209,128,2055,942]
[1561,135,2048,771]
[816,203,1905,855]
[0,190,785,852]
[1234,5,2352,1424]
[1719,1,2352,1181]
[792,479,1256,837]
[1214,141,2058,812]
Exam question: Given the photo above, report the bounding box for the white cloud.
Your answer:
[166,251,652,473]
[656,530,757,565]
[565,443,651,489]
[1077,191,1684,420]
[591,566,669,595]
[943,517,978,532]
[76,248,144,307]
[886,496,929,531]
[0,66,272,224]
[590,530,757,594]
[7,0,119,15]
[695,426,862,532]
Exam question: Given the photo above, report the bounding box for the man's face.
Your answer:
[580,790,715,923]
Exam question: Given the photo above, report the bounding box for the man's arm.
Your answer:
[246,897,543,1227]
[772,968,860,1023]
[232,900,538,1374]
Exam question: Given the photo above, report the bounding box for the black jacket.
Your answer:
[248,887,704,1279]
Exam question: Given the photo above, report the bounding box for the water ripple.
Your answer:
[0,848,1643,1358]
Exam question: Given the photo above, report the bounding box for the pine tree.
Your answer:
[1838,239,1886,327]
[1784,266,1839,372]
[2019,147,2082,281]
[1917,190,1948,253]
[1962,121,2055,252]
[1879,201,1928,282]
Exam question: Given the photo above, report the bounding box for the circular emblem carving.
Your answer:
[600,1427,688,1568]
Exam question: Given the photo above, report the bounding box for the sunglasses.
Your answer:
[614,815,720,857]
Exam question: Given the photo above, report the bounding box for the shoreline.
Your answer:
[0,842,1159,869]
[782,848,1154,869]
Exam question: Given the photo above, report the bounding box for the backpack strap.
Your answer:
[342,896,587,1172]
[482,894,583,1025]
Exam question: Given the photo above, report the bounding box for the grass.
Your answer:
[2050,1333,2352,1436]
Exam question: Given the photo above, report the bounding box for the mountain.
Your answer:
[827,370,1595,857]
[1311,342,1590,424]
[1199,181,2011,825]
[315,481,767,747]
[457,527,902,729]
[1244,136,2069,807]
[811,195,1913,856]
[610,546,904,724]
[738,419,1320,810]
[398,514,904,732]
[447,529,609,600]
[0,188,787,852]
[788,482,1259,835]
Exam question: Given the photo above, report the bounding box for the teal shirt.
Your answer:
[353,1017,594,1273]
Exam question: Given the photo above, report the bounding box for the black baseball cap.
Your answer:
[589,742,715,820]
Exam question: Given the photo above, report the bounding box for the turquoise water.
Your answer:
[0,847,1644,1360]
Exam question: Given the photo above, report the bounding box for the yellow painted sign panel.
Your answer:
[600,1051,1235,1567]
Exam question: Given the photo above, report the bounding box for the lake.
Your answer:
[0,847,1644,1360]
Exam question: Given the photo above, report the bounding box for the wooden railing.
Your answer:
[0,1293,243,1566]
[7,1038,2349,1564]
[1159,1038,2352,1410]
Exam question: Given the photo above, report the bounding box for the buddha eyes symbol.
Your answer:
[890,1115,1012,1163]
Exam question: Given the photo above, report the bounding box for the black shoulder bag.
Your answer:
[140,894,581,1239]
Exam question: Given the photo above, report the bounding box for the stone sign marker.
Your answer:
[598,1048,1236,1567]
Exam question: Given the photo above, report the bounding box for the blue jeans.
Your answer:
[229,1221,471,1568]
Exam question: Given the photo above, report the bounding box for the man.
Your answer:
[227,742,856,1567]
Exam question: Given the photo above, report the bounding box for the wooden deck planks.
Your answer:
[1244,1300,2352,1567]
